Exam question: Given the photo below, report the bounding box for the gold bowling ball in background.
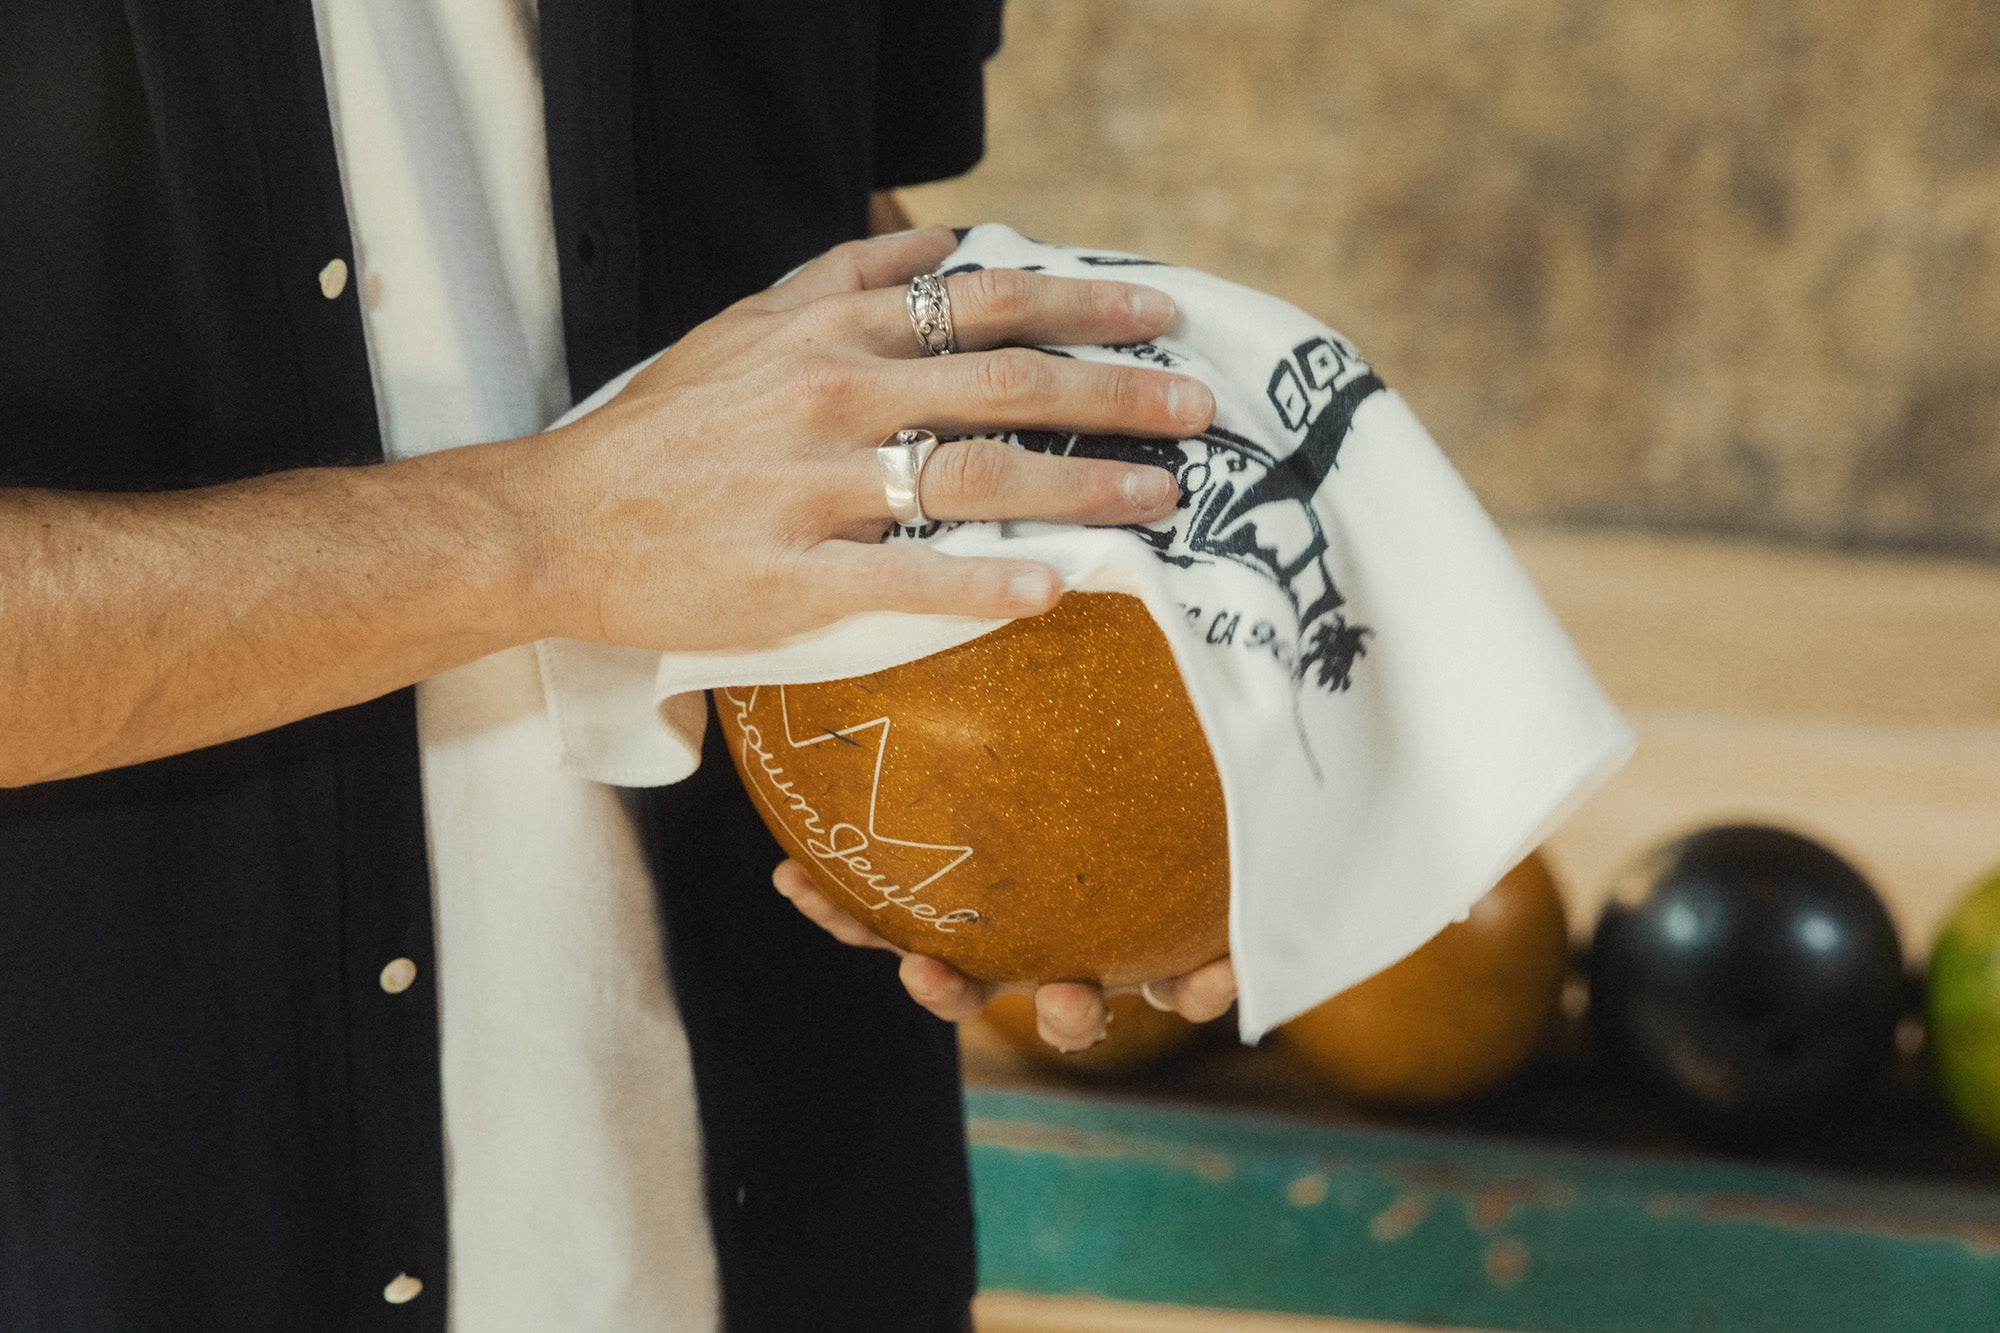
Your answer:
[1279,853,1570,1106]
[718,593,1230,987]
[978,991,1204,1074]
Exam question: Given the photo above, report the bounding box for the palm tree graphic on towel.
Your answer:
[1008,330,1382,698]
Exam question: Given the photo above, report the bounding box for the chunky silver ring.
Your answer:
[905,273,957,356]
[877,428,941,527]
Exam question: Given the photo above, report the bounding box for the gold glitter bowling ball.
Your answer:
[1278,853,1569,1105]
[716,592,1230,987]
[977,992,1202,1074]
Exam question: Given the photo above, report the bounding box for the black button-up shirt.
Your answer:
[0,3,1001,1329]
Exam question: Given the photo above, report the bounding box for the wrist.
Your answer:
[390,436,571,648]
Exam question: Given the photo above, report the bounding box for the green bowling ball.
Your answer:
[1927,868,2000,1144]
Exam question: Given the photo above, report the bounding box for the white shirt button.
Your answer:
[318,257,349,300]
[379,957,418,994]
[383,1273,424,1305]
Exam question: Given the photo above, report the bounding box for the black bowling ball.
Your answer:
[1588,824,1903,1146]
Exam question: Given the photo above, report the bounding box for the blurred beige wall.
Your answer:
[903,0,2000,557]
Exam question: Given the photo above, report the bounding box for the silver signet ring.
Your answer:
[877,428,941,527]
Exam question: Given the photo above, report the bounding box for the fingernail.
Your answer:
[1050,1026,1108,1054]
[1128,287,1176,325]
[1010,569,1058,606]
[1122,467,1176,511]
[1050,992,1093,1024]
[1168,379,1214,428]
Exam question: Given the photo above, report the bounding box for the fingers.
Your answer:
[897,959,1110,1052]
[1034,982,1111,1052]
[830,436,1180,529]
[775,853,1222,1043]
[899,954,995,1023]
[771,858,1000,1025]
[829,268,1178,358]
[1139,957,1238,1023]
[756,228,961,310]
[771,859,903,954]
[922,440,1181,525]
[878,348,1215,440]
[799,540,1065,622]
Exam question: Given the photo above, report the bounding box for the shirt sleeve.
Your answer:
[871,0,1006,188]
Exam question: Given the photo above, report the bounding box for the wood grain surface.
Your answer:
[1512,525,2000,954]
[976,1290,1487,1333]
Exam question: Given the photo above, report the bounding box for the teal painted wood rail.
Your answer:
[965,1088,2000,1332]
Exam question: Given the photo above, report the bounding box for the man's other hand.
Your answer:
[771,858,1238,1053]
[514,226,1214,653]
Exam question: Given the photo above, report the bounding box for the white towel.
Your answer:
[535,224,1633,1040]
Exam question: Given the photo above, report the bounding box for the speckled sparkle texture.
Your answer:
[717,593,1230,986]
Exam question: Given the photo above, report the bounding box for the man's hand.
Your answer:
[0,226,1212,786]
[515,226,1214,652]
[772,859,1239,1052]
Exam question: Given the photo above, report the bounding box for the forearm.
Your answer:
[0,227,1209,784]
[0,440,540,787]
